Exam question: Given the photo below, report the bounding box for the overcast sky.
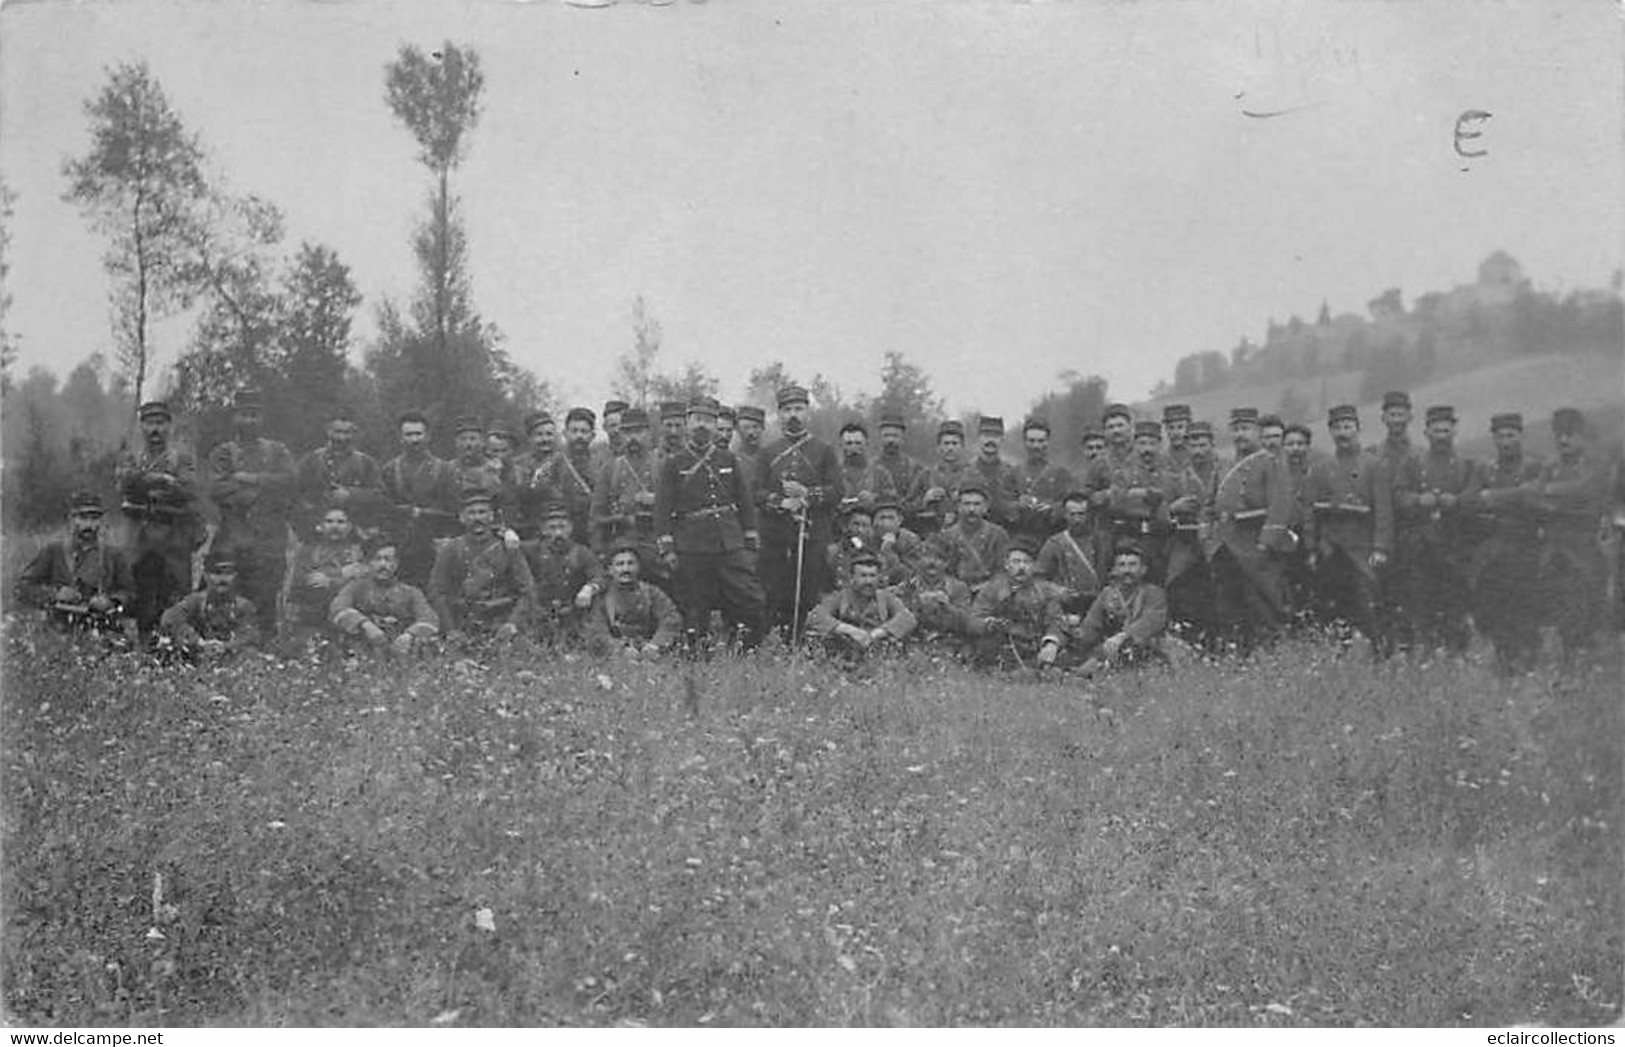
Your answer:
[2,0,1620,418]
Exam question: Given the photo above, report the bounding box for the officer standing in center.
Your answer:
[756,385,842,636]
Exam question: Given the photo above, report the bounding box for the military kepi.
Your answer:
[776,385,810,408]
[138,400,171,421]
[1134,420,1163,439]
[977,415,1005,436]
[1327,404,1359,425]
[1552,407,1587,435]
[69,491,105,515]
[1382,391,1412,410]
[1489,412,1523,432]
[1230,407,1260,426]
[1424,405,1456,424]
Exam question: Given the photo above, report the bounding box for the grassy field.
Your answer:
[2,625,1620,1027]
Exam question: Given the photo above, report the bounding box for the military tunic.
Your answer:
[208,436,297,634]
[1393,447,1481,654]
[582,581,682,655]
[1463,455,1543,670]
[285,538,365,628]
[1076,581,1170,666]
[331,577,440,641]
[653,440,766,644]
[159,591,261,655]
[936,518,1011,591]
[966,574,1066,668]
[1536,450,1609,657]
[381,450,458,587]
[428,533,536,635]
[1303,447,1393,641]
[756,433,842,630]
[294,446,386,536]
[115,443,203,631]
[16,537,138,634]
[1208,449,1295,647]
[1013,459,1073,542]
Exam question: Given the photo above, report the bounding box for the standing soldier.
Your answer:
[1106,420,1175,581]
[1163,425,1218,642]
[1013,417,1072,546]
[1207,407,1295,651]
[16,492,138,640]
[969,416,1022,530]
[1535,407,1610,665]
[1083,404,1139,576]
[591,407,665,585]
[715,405,737,451]
[381,410,458,589]
[512,410,558,537]
[1368,390,1419,655]
[1391,405,1480,656]
[1280,422,1317,624]
[875,410,926,509]
[428,491,536,646]
[1258,414,1286,457]
[757,385,842,634]
[536,407,599,549]
[294,406,385,538]
[1461,412,1543,672]
[835,420,897,510]
[653,396,766,648]
[906,420,971,537]
[1080,427,1108,466]
[1163,404,1194,472]
[448,417,504,507]
[657,401,688,462]
[208,388,297,637]
[115,400,202,636]
[732,404,767,477]
[593,399,630,476]
[1304,405,1392,648]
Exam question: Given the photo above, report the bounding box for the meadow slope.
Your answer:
[2,629,1620,1027]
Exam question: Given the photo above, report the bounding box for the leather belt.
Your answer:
[681,505,737,519]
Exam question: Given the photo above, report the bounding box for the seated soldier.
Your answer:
[871,498,922,585]
[158,549,261,660]
[966,537,1066,670]
[806,549,917,660]
[331,540,440,655]
[938,480,1010,592]
[891,539,973,653]
[284,505,367,638]
[428,491,537,645]
[521,503,603,645]
[828,504,878,589]
[15,491,138,642]
[1076,542,1169,676]
[1036,490,1103,625]
[582,541,683,657]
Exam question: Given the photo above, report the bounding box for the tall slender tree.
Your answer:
[63,61,208,410]
[0,178,17,394]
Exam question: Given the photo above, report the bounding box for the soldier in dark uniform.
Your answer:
[732,404,767,475]
[1013,417,1072,546]
[835,420,898,510]
[1080,427,1107,466]
[1036,491,1103,640]
[591,407,666,587]
[331,540,440,656]
[536,406,600,549]
[1258,414,1286,457]
[906,419,970,537]
[283,504,366,641]
[16,492,138,641]
[593,398,630,476]
[937,479,1011,592]
[1106,420,1175,582]
[158,549,261,660]
[522,503,603,646]
[511,410,558,538]
[756,385,842,635]
[582,539,683,657]
[428,491,536,646]
[1164,428,1218,643]
[1304,405,1392,648]
[875,410,926,509]
[657,401,688,462]
[1461,412,1543,672]
[208,388,297,637]
[1536,407,1610,665]
[1163,404,1193,472]
[1392,405,1480,656]
[965,537,1066,671]
[892,539,973,655]
[115,400,203,637]
[654,396,766,648]
[381,410,459,589]
[715,404,737,451]
[294,406,386,538]
[1076,542,1170,676]
[1083,404,1139,578]
[1207,407,1295,651]
[1280,421,1316,625]
[806,549,917,662]
[970,416,1022,530]
[1368,390,1419,656]
[448,417,509,518]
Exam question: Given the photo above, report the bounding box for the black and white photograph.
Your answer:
[1,0,1620,1030]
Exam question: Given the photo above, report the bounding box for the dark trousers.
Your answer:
[1405,544,1471,655]
[227,542,287,638]
[131,544,193,635]
[675,548,766,648]
[1165,552,1216,646]
[1542,537,1607,662]
[1314,544,1380,643]
[759,531,830,634]
[1472,544,1540,672]
[1211,544,1286,651]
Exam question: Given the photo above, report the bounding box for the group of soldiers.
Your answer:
[14,384,1624,674]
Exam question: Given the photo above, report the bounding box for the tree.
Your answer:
[864,351,944,428]
[384,42,484,361]
[612,295,664,408]
[0,178,17,394]
[63,61,208,410]
[651,361,721,405]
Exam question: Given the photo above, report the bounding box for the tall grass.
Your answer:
[2,628,1618,1026]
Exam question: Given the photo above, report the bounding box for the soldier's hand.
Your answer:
[307,572,331,588]
[495,622,518,642]
[391,632,416,656]
[198,638,226,655]
[782,479,808,500]
[1062,613,1082,629]
[781,496,806,515]
[574,584,597,610]
[1306,553,1319,571]
[331,487,351,503]
[743,529,760,551]
[1020,494,1038,509]
[925,486,946,504]
[1418,491,1438,509]
[1036,639,1059,667]
[502,528,521,550]
[150,472,176,486]
[1437,492,1458,510]
[1127,487,1148,501]
[87,595,114,613]
[362,622,388,645]
[1102,632,1127,659]
[54,585,80,604]
[1369,550,1388,569]
[984,616,1009,634]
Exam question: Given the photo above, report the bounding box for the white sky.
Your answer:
[2,0,1620,418]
